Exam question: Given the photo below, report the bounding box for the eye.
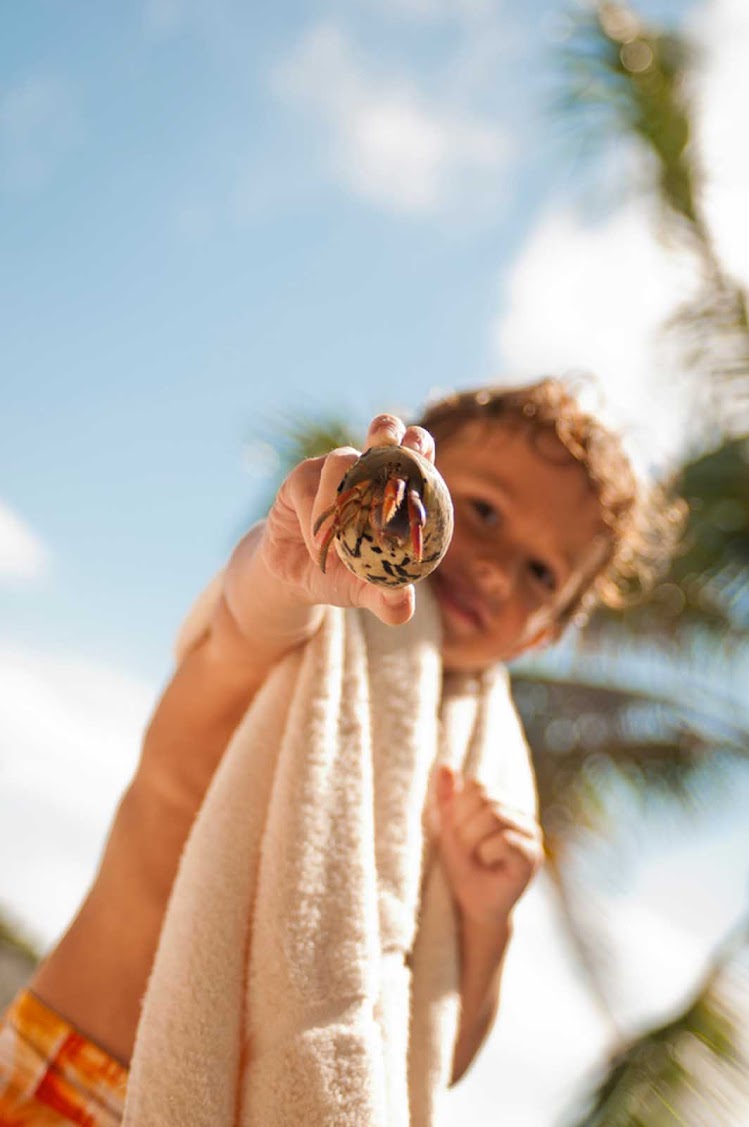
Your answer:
[528,558,557,591]
[469,499,499,526]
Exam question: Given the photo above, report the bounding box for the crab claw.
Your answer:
[381,476,407,525]
[407,488,426,563]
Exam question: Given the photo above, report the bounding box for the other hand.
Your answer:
[434,765,544,927]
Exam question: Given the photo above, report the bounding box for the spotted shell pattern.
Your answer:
[331,445,454,587]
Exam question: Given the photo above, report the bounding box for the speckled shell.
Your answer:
[333,445,454,587]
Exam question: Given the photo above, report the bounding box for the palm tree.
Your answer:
[525,2,749,1119]
[557,0,749,438]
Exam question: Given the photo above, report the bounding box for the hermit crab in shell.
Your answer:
[313,444,454,588]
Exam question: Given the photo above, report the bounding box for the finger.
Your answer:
[402,425,435,463]
[459,787,542,842]
[476,830,545,870]
[437,774,493,835]
[434,763,456,806]
[450,787,491,835]
[307,446,362,555]
[454,805,507,856]
[435,802,476,884]
[358,581,416,626]
[433,768,467,859]
[480,806,543,843]
[363,414,406,450]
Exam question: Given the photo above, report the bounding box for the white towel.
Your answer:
[123,585,536,1126]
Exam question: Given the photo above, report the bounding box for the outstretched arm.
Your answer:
[29,414,425,1065]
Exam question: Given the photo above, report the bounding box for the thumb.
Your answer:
[431,764,461,838]
[435,764,457,808]
[378,583,415,625]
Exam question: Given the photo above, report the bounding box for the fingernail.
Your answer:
[382,588,407,606]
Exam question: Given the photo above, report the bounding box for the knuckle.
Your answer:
[404,425,434,456]
[322,446,360,472]
[368,414,405,442]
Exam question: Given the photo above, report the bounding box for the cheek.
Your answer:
[446,503,479,551]
[441,522,468,564]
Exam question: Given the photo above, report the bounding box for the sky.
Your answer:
[2,1,749,1123]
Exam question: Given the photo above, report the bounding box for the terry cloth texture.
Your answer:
[0,990,127,1125]
[124,584,537,1127]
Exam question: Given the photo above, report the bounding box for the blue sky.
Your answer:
[3,1,749,1123]
[1,0,700,679]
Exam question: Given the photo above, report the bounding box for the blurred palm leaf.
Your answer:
[588,437,749,638]
[559,1,698,226]
[537,2,749,1111]
[511,632,747,1033]
[246,413,360,523]
[563,920,749,1126]
[262,415,359,463]
[559,1,749,433]
[513,640,748,843]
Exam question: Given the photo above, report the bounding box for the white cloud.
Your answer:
[271,23,507,215]
[690,0,749,286]
[0,500,49,581]
[492,203,701,477]
[0,75,82,190]
[0,645,156,947]
[492,0,749,479]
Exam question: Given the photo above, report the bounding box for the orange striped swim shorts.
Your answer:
[0,991,127,1125]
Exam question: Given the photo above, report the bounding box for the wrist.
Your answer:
[458,908,513,955]
[220,525,324,664]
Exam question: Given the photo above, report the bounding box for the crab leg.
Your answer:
[314,481,374,571]
[316,522,338,573]
[407,489,426,563]
[313,503,334,537]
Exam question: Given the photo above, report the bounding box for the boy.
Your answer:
[0,379,676,1124]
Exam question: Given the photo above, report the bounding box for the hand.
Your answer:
[257,413,436,626]
[433,765,544,928]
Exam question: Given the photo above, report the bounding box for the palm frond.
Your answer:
[590,437,749,638]
[563,920,749,1126]
[511,629,749,872]
[559,1,698,226]
[245,411,360,524]
[556,2,749,433]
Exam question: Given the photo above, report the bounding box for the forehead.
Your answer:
[435,419,606,564]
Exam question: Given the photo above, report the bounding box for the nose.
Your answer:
[473,549,519,600]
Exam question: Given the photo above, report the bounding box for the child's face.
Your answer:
[429,420,609,673]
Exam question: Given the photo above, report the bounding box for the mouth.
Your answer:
[431,570,486,631]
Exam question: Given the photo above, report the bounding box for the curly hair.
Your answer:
[417,378,687,626]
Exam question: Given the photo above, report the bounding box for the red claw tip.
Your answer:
[382,477,407,524]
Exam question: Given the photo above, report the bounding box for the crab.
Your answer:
[313,444,454,587]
